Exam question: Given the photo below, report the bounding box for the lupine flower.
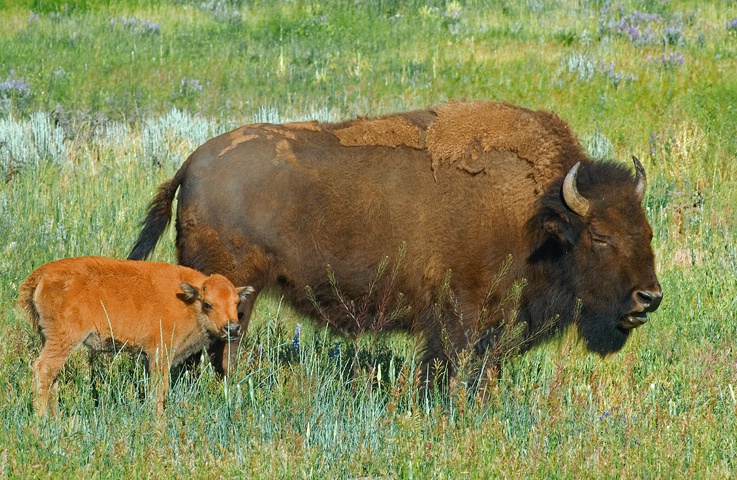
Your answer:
[599,9,676,46]
[647,52,684,68]
[110,16,161,35]
[0,71,31,98]
[179,78,203,96]
[561,53,635,86]
[662,24,684,45]
[292,323,301,353]
[328,341,341,360]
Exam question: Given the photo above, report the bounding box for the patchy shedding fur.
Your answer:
[328,101,582,194]
[283,120,322,132]
[333,116,424,149]
[219,129,259,157]
[275,139,298,164]
[426,101,578,192]
[263,125,297,140]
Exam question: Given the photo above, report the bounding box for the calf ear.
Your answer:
[180,283,200,302]
[237,286,255,303]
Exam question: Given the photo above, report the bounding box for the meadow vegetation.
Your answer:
[1,0,736,477]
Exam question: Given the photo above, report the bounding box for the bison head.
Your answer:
[528,157,663,354]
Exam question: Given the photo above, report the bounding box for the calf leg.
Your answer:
[89,350,101,407]
[137,351,150,402]
[153,364,170,415]
[147,348,170,414]
[33,338,79,416]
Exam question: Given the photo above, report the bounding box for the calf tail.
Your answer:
[18,272,41,334]
[128,159,189,260]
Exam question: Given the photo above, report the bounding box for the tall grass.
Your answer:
[1,0,736,477]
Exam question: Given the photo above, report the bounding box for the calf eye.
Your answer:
[203,301,213,311]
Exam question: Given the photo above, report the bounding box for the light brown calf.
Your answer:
[18,256,253,415]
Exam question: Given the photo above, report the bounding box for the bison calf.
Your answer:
[18,256,252,415]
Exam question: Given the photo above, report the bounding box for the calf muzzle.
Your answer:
[223,323,241,340]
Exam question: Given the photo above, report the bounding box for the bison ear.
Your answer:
[237,286,255,303]
[542,215,577,247]
[180,283,200,302]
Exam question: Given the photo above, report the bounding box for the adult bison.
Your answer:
[129,100,662,381]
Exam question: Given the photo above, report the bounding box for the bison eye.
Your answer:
[203,301,213,311]
[591,232,610,248]
[593,237,608,246]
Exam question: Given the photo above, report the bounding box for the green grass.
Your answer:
[1,0,737,477]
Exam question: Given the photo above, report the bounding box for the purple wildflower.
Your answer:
[179,78,203,95]
[143,20,161,33]
[599,411,612,421]
[328,341,341,360]
[111,16,161,35]
[649,132,659,155]
[727,19,737,32]
[600,8,670,46]
[292,324,301,353]
[0,71,31,98]
[648,52,684,68]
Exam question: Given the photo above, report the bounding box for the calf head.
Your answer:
[532,157,663,354]
[181,274,254,340]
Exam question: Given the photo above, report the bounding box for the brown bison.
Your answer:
[18,256,253,415]
[128,100,662,381]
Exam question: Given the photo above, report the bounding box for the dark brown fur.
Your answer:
[129,100,662,380]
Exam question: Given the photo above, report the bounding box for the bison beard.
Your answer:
[128,100,662,384]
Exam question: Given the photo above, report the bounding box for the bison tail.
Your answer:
[128,167,184,260]
[18,272,41,333]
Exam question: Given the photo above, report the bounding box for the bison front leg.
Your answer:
[418,295,496,400]
[207,337,241,378]
[419,334,453,393]
[417,305,478,395]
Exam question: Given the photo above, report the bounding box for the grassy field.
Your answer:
[1,0,737,477]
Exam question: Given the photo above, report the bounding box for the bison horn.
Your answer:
[563,162,590,217]
[633,155,647,202]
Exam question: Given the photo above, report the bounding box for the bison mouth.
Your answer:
[620,312,648,329]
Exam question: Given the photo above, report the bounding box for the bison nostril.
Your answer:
[637,291,653,307]
[636,290,662,312]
